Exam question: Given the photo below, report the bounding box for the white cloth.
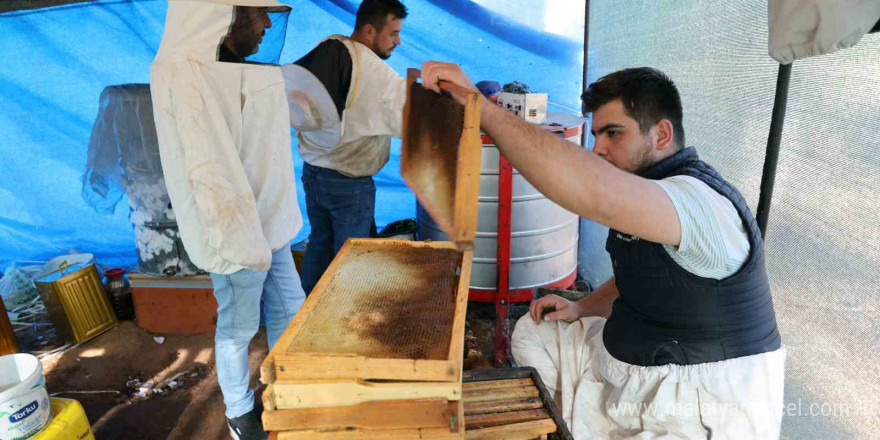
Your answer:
[768,0,880,63]
[654,176,750,280]
[282,64,343,148]
[295,35,406,178]
[150,0,302,274]
[512,317,786,440]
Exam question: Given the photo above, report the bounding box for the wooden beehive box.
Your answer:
[463,368,573,440]
[260,240,470,437]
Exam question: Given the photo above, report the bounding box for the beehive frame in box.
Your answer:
[400,68,483,251]
[261,239,472,385]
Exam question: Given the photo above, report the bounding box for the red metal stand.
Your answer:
[467,155,576,367]
[468,122,583,366]
[494,155,514,366]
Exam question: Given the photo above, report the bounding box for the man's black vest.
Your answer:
[603,147,782,366]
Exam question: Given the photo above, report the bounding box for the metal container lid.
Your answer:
[36,262,93,283]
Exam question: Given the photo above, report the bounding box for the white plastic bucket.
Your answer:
[0,354,52,440]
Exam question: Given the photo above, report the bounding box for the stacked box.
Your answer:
[261,240,471,439]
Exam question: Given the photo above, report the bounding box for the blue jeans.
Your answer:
[300,162,376,294]
[210,244,305,419]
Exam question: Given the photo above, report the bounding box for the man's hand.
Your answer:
[420,61,478,97]
[529,294,583,325]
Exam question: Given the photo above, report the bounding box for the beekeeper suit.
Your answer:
[150,1,304,438]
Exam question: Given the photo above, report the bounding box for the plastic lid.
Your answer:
[104,268,126,278]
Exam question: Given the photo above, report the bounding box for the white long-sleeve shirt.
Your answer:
[296,36,407,178]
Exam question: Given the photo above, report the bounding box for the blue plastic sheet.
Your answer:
[0,0,585,270]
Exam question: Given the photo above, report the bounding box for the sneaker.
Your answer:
[227,409,267,440]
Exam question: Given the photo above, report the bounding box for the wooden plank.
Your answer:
[465,419,557,440]
[276,427,462,440]
[275,400,464,440]
[463,368,532,382]
[463,397,543,416]
[452,87,483,250]
[273,354,458,382]
[272,380,461,409]
[262,399,454,431]
[465,409,549,430]
[446,249,472,383]
[262,384,276,411]
[463,378,533,392]
[400,68,418,172]
[462,386,539,403]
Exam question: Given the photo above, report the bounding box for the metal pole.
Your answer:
[495,155,514,367]
[580,0,590,147]
[756,63,792,238]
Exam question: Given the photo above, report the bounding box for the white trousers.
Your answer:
[511,315,786,440]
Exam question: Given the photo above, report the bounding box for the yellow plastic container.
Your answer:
[31,398,94,440]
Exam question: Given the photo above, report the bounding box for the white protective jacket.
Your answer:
[295,36,407,178]
[150,0,301,274]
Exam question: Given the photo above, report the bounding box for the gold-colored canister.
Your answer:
[35,261,117,344]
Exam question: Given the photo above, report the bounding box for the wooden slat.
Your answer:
[462,368,574,440]
[275,400,464,440]
[462,386,540,403]
[446,249,472,383]
[401,68,417,172]
[465,409,549,430]
[463,397,543,416]
[463,368,532,382]
[262,384,276,411]
[463,378,533,392]
[276,426,462,440]
[452,87,482,250]
[262,399,454,431]
[273,354,458,382]
[272,380,461,409]
[464,419,557,440]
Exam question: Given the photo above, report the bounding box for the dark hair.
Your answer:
[354,0,408,32]
[582,67,685,148]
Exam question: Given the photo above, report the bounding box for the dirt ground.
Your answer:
[34,303,522,440]
[40,321,268,440]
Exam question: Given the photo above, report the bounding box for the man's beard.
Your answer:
[630,138,656,174]
[235,36,261,58]
[374,42,394,60]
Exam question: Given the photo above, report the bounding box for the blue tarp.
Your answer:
[0,0,585,269]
